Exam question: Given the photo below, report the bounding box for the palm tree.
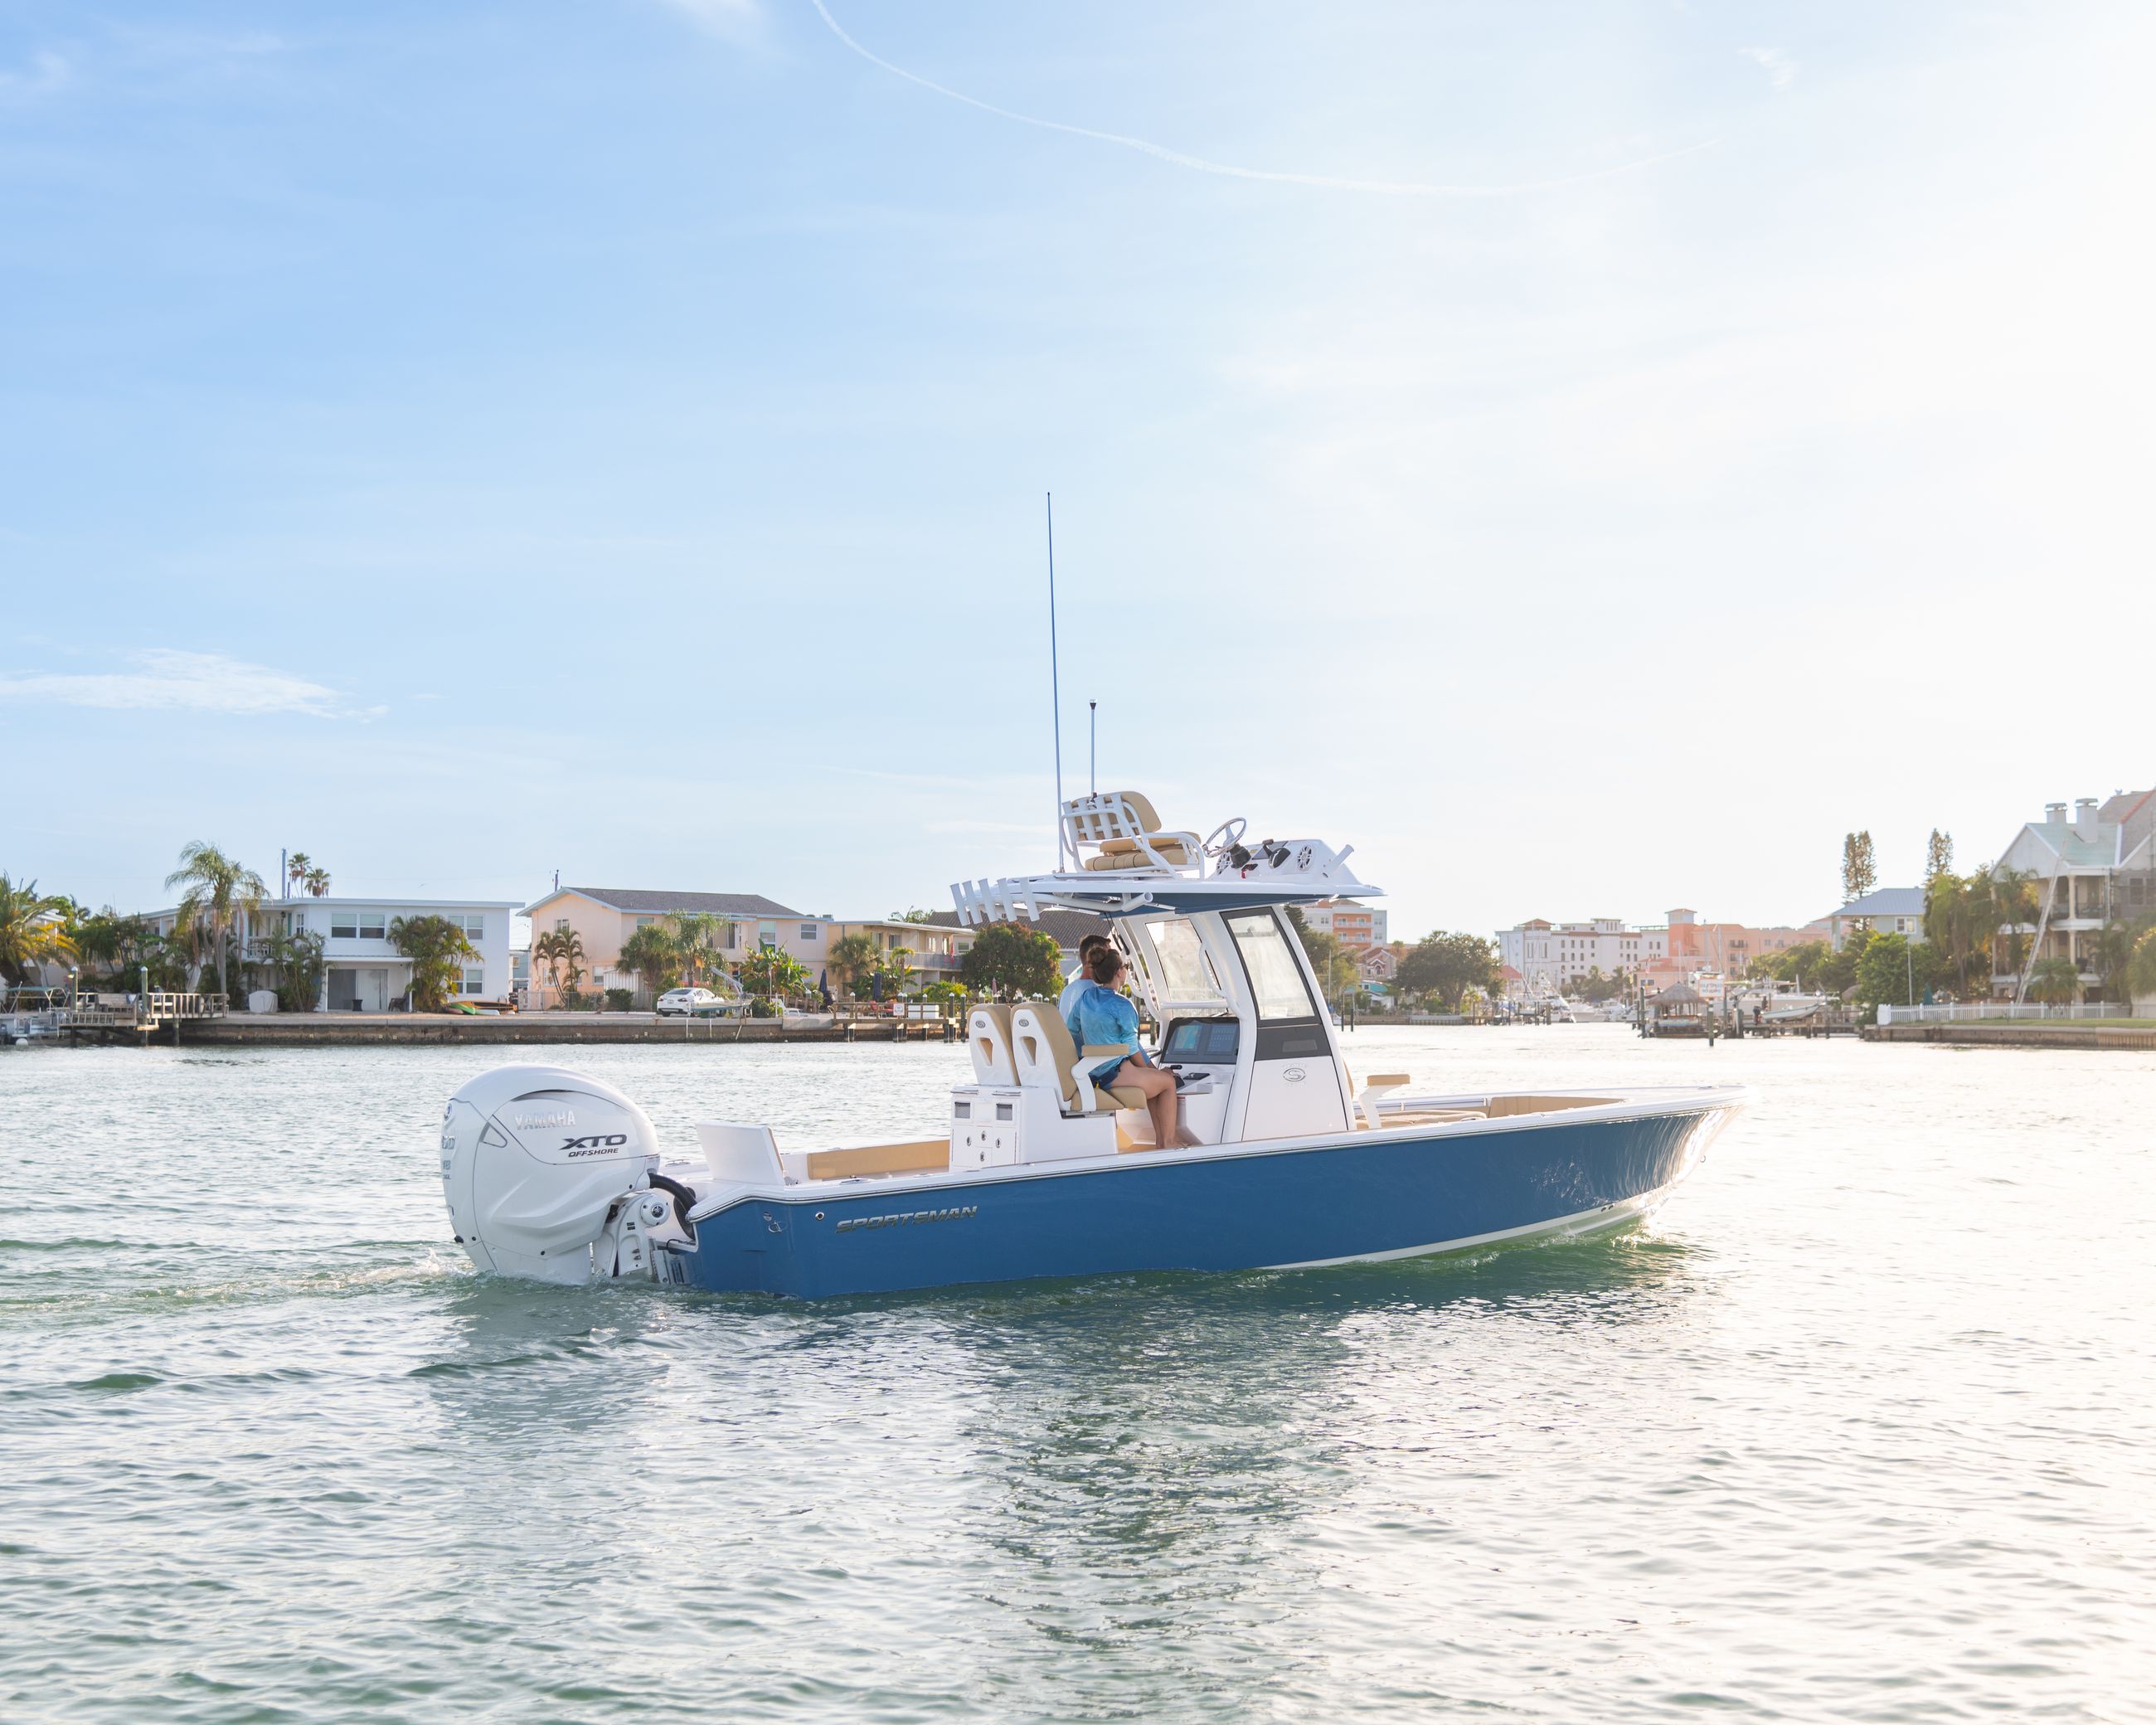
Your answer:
[1990,867,2038,989]
[737,943,812,1003]
[668,912,728,987]
[827,933,877,999]
[164,842,267,1000]
[2026,954,2081,1007]
[388,914,478,1013]
[618,924,683,1004]
[303,865,330,897]
[2083,921,2142,1005]
[2129,927,2156,1006]
[0,876,75,988]
[285,851,313,898]
[532,928,585,1006]
[1923,869,2003,997]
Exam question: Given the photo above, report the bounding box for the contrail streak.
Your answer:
[807,0,1711,197]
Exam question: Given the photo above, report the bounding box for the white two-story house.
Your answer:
[138,895,519,1010]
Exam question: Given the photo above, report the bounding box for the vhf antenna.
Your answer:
[1046,493,1069,870]
[1089,700,1097,794]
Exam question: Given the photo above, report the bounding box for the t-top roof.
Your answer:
[921,906,1102,947]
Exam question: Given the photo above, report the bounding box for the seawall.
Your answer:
[129,1013,954,1048]
[1863,1022,2156,1051]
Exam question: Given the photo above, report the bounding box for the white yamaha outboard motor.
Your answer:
[440,1064,697,1285]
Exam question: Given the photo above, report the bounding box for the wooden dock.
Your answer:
[6,991,227,1047]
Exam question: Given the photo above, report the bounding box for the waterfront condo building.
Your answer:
[1498,909,1822,998]
[1496,918,1663,999]
[1298,900,1389,950]
[814,917,972,991]
[1653,908,1823,984]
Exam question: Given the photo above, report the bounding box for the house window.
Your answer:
[800,924,818,941]
[359,914,386,940]
[636,916,657,929]
[460,966,485,996]
[332,913,357,938]
[460,915,487,939]
[555,918,570,933]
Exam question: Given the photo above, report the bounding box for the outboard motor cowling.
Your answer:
[442,1064,665,1284]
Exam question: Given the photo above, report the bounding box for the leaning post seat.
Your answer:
[965,1003,1019,1086]
[1010,1005,1147,1114]
[1061,791,1205,873]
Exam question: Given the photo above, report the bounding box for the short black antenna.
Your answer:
[1089,700,1097,794]
[1047,493,1069,869]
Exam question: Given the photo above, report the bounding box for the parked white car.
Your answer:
[654,987,731,1018]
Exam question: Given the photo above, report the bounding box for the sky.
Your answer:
[3,0,2153,938]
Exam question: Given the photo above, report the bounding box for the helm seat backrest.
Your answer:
[1012,1003,1147,1113]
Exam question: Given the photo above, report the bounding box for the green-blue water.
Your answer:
[2,1028,2152,1722]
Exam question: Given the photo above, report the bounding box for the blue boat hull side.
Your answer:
[674,1107,1727,1299]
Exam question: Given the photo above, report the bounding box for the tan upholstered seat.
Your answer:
[1080,1044,1151,1112]
[804,1139,952,1179]
[966,1003,1018,1086]
[1064,790,1201,872]
[1011,1003,1147,1112]
[1081,839,1195,871]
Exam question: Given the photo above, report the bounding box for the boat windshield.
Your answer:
[1144,916,1224,1007]
[1224,910,1319,1022]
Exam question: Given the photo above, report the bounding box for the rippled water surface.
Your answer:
[2,1028,2153,1723]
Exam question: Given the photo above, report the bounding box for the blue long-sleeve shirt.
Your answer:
[1071,983,1141,1081]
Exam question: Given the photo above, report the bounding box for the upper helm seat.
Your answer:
[1063,790,1202,872]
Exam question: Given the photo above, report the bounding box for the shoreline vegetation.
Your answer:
[10,831,2153,1039]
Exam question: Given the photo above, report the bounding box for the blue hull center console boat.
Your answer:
[440,793,1744,1297]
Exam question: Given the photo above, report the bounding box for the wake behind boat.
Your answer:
[439,792,1745,1298]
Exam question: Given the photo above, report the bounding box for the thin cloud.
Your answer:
[0,50,69,101]
[653,0,764,44]
[0,650,380,719]
[1741,46,1800,89]
[806,0,1711,197]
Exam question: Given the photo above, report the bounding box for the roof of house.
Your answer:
[1825,887,1928,919]
[535,887,804,917]
[2008,819,2124,870]
[2097,787,2154,825]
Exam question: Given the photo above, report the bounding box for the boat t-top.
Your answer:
[440,792,1746,1298]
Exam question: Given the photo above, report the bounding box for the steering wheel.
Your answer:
[1202,817,1248,855]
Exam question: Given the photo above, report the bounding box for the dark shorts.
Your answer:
[1090,1055,1133,1088]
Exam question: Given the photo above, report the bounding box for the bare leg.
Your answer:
[1122,1062,1199,1148]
